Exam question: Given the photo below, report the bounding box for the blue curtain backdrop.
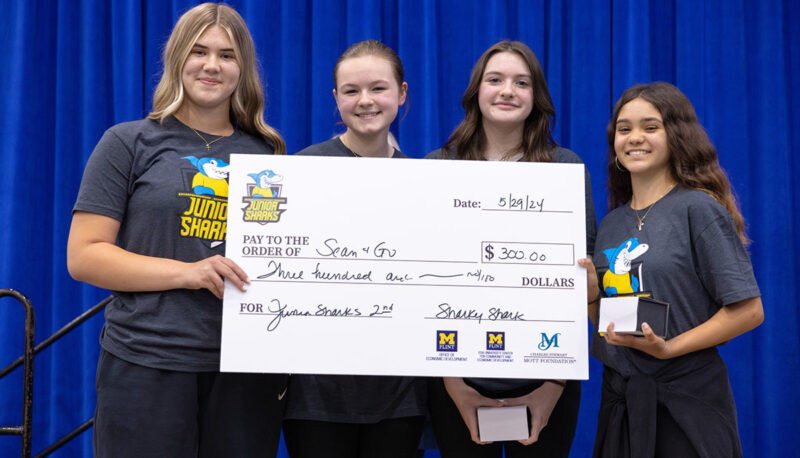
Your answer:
[1,0,798,456]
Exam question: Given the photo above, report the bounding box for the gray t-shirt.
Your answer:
[426,146,598,393]
[284,137,427,422]
[296,136,408,158]
[73,116,274,371]
[590,186,760,376]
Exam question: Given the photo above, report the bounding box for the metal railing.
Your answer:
[1,291,110,457]
[0,289,35,458]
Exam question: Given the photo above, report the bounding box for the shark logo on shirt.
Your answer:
[178,155,231,247]
[601,238,649,296]
[182,156,231,197]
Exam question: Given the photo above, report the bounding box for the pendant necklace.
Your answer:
[634,204,656,231]
[633,184,676,231]
[189,126,226,150]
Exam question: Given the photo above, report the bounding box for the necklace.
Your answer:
[189,126,226,150]
[632,184,676,231]
[634,204,656,231]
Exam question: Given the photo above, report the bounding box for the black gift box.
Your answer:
[599,296,670,338]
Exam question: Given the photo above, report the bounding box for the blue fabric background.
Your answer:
[1,1,797,456]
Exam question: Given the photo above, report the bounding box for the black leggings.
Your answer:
[93,350,288,458]
[283,416,426,458]
[428,378,580,458]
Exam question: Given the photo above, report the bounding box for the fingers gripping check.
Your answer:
[184,255,249,299]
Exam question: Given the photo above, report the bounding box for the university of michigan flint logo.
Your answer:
[437,330,458,352]
[486,332,505,350]
[242,169,287,225]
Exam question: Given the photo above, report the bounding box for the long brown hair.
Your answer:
[148,2,286,154]
[442,41,556,162]
[607,82,747,244]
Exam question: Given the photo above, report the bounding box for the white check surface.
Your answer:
[221,154,588,379]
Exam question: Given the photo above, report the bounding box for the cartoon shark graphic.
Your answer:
[602,238,649,296]
[247,169,283,197]
[182,156,231,197]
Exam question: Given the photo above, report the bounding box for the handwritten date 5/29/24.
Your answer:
[452,194,545,212]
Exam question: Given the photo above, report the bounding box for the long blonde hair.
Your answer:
[148,3,285,154]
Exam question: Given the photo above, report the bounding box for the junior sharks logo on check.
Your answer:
[242,169,287,224]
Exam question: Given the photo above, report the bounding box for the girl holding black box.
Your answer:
[580,82,763,457]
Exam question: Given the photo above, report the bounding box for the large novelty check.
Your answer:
[221,154,588,379]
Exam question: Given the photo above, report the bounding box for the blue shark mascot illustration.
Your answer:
[182,156,230,197]
[247,169,283,197]
[602,238,649,296]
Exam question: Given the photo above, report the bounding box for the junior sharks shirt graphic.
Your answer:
[598,237,650,297]
[178,155,230,246]
[242,168,287,224]
[183,155,231,197]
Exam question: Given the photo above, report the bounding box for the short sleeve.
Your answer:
[551,147,597,256]
[692,205,760,306]
[73,128,135,221]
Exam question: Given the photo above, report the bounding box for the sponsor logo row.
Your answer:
[436,331,561,352]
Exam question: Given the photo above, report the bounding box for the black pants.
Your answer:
[94,350,288,458]
[428,378,580,458]
[283,416,426,458]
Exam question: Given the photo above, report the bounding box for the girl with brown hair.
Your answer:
[581,82,763,457]
[281,40,427,458]
[427,40,597,458]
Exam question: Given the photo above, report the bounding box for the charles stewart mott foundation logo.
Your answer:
[242,169,287,225]
[437,331,458,352]
[487,332,505,350]
[538,332,561,351]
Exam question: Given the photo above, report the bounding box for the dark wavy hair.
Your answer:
[607,82,747,244]
[442,41,556,162]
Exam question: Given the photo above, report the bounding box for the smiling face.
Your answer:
[614,98,671,179]
[180,25,241,115]
[334,55,407,140]
[477,51,534,130]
